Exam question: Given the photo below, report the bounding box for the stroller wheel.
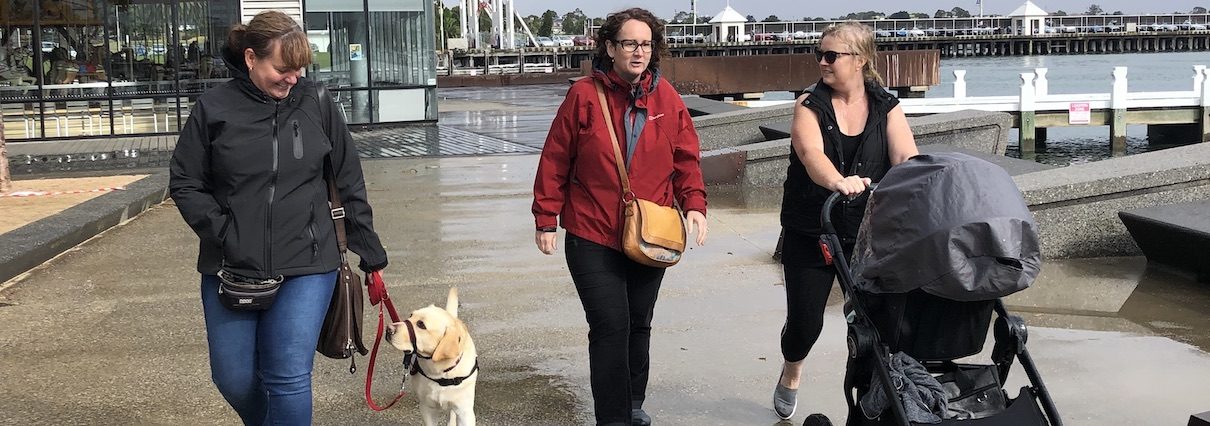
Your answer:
[848,325,876,359]
[804,413,833,426]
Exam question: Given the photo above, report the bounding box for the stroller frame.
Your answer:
[818,191,1062,426]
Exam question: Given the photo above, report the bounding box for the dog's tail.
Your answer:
[446,287,459,318]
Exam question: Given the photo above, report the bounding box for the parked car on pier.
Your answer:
[552,35,574,47]
[534,36,556,47]
[1181,20,1208,30]
[571,35,594,46]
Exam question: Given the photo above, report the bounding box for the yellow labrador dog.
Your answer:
[387,287,478,426]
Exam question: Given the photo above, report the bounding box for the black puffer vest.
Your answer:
[780,80,900,237]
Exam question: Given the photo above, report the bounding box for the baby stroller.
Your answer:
[814,153,1061,426]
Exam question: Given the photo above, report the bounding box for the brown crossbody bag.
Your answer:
[593,80,686,268]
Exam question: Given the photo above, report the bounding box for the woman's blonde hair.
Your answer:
[821,22,883,86]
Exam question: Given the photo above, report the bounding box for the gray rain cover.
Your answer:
[851,152,1041,301]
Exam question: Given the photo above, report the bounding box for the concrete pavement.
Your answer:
[2,154,1210,425]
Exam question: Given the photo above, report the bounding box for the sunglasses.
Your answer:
[815,50,855,64]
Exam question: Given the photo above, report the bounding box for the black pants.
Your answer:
[565,233,666,426]
[780,230,853,362]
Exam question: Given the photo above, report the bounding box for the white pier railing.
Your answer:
[898,65,1210,115]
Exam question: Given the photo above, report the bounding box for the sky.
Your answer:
[442,0,1208,20]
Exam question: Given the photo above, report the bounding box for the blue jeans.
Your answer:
[200,271,337,426]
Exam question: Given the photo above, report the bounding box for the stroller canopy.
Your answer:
[851,152,1041,301]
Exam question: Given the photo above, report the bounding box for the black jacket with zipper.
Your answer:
[169,47,387,279]
[781,79,900,240]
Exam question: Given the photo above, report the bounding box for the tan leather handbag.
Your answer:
[594,80,686,268]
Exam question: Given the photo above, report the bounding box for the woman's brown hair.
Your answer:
[821,22,883,86]
[594,8,667,71]
[228,10,311,69]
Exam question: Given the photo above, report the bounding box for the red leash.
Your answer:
[364,272,407,411]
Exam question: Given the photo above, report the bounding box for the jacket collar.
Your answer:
[222,45,306,104]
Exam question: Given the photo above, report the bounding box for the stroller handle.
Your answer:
[820,184,875,235]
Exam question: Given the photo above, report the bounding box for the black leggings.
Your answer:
[564,233,666,426]
[779,230,853,363]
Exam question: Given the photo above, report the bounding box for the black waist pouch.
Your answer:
[217,270,283,311]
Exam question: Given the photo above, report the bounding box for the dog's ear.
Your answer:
[445,287,459,318]
[432,319,466,362]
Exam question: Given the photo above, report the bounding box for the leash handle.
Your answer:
[365,292,406,411]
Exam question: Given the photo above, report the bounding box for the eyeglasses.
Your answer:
[815,50,855,64]
[613,39,654,53]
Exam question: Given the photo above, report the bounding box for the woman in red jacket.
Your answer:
[531,7,708,426]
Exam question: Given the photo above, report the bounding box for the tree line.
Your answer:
[434,4,1210,41]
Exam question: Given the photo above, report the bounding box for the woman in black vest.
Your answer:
[772,22,919,420]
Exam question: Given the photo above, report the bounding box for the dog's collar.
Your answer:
[415,359,479,387]
[402,318,475,386]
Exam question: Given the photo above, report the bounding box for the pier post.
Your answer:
[953,70,967,99]
[1034,68,1049,97]
[1202,67,1210,142]
[1110,67,1129,153]
[1019,72,1037,154]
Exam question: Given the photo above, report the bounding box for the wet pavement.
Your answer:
[1,154,1209,424]
[438,84,570,149]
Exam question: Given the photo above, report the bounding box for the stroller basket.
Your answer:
[861,290,995,361]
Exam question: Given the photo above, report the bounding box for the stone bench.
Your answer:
[1015,141,1210,259]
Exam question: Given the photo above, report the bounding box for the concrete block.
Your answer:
[694,104,794,151]
[0,173,170,284]
[1016,142,1210,259]
[681,96,747,117]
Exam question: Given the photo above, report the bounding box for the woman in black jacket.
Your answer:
[169,11,387,424]
[772,22,919,420]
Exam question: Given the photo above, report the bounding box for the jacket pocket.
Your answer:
[307,202,319,263]
[292,120,304,160]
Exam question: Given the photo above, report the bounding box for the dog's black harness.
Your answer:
[402,319,479,387]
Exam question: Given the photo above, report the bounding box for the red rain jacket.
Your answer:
[532,68,708,251]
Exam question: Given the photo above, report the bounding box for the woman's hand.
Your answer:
[686,210,708,246]
[366,270,387,305]
[828,175,872,196]
[536,231,558,255]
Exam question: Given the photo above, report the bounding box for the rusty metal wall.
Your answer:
[660,51,940,95]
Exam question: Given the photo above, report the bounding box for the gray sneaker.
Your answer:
[773,382,798,419]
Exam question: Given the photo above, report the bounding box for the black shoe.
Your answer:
[631,408,651,426]
[803,413,833,426]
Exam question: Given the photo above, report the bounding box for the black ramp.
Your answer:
[1119,200,1210,282]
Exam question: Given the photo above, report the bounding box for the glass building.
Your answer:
[0,0,436,141]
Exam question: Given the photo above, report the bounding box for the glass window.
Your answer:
[368,0,434,88]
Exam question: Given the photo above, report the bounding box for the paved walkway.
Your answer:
[2,153,1210,425]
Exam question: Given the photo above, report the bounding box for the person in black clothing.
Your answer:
[771,22,919,420]
[169,11,388,425]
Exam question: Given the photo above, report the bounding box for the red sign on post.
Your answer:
[1069,102,1091,125]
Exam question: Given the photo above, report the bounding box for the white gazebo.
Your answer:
[709,5,747,43]
[1008,0,1048,35]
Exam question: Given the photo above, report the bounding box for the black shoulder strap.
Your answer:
[316,83,348,256]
